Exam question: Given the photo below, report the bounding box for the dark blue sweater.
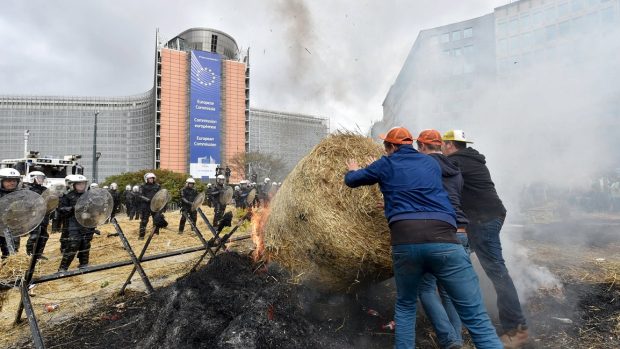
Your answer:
[344,145,456,227]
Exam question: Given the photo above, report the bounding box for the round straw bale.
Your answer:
[264,133,392,292]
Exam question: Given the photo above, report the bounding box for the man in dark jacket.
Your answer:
[443,129,528,349]
[124,185,133,219]
[138,173,161,239]
[345,127,501,349]
[415,130,469,349]
[178,178,198,233]
[57,175,95,271]
[25,171,50,261]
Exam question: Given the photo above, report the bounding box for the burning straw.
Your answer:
[263,133,392,292]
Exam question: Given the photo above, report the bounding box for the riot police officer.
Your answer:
[261,178,272,207]
[108,182,121,219]
[138,173,161,239]
[211,175,227,226]
[25,171,50,260]
[57,175,94,271]
[238,180,251,209]
[124,185,133,219]
[131,185,140,220]
[178,178,198,233]
[0,168,23,258]
[205,183,214,207]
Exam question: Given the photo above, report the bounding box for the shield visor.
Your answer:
[150,189,171,213]
[191,192,206,212]
[246,189,256,206]
[41,189,60,214]
[0,190,46,237]
[74,188,114,228]
[220,186,233,205]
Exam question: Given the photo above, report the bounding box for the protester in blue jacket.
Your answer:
[344,127,502,349]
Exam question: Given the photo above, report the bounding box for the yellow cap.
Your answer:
[442,130,473,143]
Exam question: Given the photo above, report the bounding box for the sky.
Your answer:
[0,0,507,133]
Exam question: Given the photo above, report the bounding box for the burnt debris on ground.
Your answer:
[9,252,402,349]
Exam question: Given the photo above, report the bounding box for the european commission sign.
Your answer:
[189,50,221,179]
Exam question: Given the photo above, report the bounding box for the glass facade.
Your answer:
[0,91,155,182]
[249,109,329,174]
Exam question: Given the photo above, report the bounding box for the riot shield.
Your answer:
[75,188,114,228]
[191,192,206,212]
[0,190,46,237]
[150,189,171,213]
[219,187,233,205]
[246,189,257,206]
[41,189,60,214]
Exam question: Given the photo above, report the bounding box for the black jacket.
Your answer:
[180,187,198,210]
[448,147,506,222]
[28,183,47,195]
[58,190,94,234]
[109,189,121,213]
[428,153,469,228]
[139,183,160,202]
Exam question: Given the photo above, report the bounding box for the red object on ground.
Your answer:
[44,303,59,312]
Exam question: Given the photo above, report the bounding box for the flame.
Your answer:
[251,206,271,262]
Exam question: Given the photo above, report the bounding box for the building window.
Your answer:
[463,45,474,55]
[532,11,544,27]
[509,18,519,34]
[497,21,507,37]
[558,20,571,36]
[454,47,462,56]
[441,33,450,43]
[573,0,584,12]
[509,36,521,53]
[498,39,508,55]
[463,27,473,38]
[545,6,557,22]
[601,6,616,24]
[558,2,571,17]
[452,30,461,41]
[545,25,558,41]
[520,14,531,29]
[211,34,218,52]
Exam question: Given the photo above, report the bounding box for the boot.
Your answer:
[500,325,529,349]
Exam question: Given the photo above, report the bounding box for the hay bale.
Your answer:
[264,133,392,292]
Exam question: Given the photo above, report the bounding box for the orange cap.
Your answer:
[416,129,443,146]
[379,127,414,145]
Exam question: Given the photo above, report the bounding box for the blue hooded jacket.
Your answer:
[344,145,456,227]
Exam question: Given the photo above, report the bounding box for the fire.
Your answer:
[251,206,271,262]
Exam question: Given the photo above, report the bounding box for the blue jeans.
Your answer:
[392,242,502,349]
[418,233,470,348]
[468,216,526,331]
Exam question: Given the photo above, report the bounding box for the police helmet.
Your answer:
[144,172,156,183]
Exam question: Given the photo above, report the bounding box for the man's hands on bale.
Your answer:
[346,159,360,171]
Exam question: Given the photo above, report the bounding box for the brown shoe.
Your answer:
[500,325,529,349]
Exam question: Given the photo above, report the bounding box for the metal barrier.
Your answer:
[6,209,251,349]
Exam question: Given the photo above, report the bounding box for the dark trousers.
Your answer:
[213,203,225,227]
[179,209,197,232]
[26,222,49,259]
[59,231,94,270]
[139,208,158,237]
[468,216,527,332]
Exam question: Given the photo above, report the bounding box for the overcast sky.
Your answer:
[0,0,507,132]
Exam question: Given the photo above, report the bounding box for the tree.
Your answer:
[229,152,287,182]
[101,169,207,204]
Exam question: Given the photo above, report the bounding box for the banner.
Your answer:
[189,50,221,179]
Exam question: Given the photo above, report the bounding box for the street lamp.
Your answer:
[92,111,99,183]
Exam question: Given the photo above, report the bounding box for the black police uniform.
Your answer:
[109,189,121,219]
[0,187,23,258]
[58,189,95,271]
[25,183,50,259]
[210,183,226,226]
[178,186,198,232]
[138,182,161,238]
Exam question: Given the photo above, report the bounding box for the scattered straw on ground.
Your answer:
[264,133,391,292]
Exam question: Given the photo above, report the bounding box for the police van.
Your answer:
[0,152,84,191]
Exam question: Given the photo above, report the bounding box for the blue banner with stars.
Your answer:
[189,50,221,180]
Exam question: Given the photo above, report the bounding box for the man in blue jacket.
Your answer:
[345,127,501,349]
